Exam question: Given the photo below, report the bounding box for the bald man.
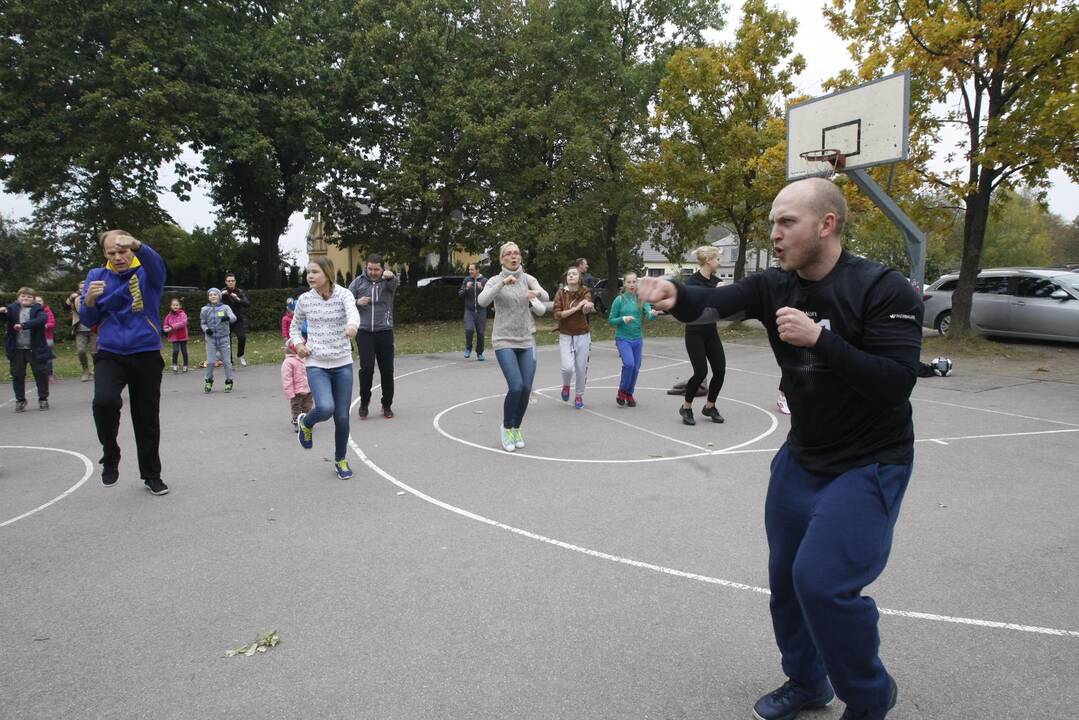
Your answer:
[639,178,922,720]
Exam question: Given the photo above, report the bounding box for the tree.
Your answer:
[644,0,801,280]
[183,0,358,287]
[0,0,192,247]
[0,215,56,291]
[826,0,1079,336]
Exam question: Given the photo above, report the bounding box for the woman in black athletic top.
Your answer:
[679,245,726,425]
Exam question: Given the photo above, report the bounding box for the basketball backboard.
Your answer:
[786,71,910,180]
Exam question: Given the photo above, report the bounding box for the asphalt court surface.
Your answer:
[2,337,1077,719]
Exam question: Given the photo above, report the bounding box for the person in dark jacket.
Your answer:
[459,263,487,360]
[81,230,169,496]
[220,273,251,366]
[347,254,398,418]
[2,287,51,412]
[638,178,921,720]
[678,245,727,426]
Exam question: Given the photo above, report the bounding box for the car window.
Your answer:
[974,276,1010,294]
[1016,277,1059,299]
[937,279,958,291]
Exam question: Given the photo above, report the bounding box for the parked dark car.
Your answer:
[590,278,623,316]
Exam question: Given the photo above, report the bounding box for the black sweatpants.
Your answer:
[357,329,395,409]
[684,324,726,403]
[230,319,247,361]
[92,350,164,481]
[9,349,49,402]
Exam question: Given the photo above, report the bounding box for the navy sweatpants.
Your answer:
[764,444,911,712]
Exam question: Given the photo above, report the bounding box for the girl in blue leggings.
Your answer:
[608,272,659,407]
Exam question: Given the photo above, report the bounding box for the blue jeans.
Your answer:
[303,363,354,461]
[615,337,643,394]
[764,444,911,711]
[495,345,536,428]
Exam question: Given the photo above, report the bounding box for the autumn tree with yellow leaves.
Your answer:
[826,0,1079,336]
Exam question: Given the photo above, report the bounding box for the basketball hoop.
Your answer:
[799,148,846,180]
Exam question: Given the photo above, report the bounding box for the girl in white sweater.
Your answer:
[289,256,360,479]
[478,241,549,452]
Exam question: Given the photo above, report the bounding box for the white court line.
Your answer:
[0,446,95,528]
[0,387,38,409]
[912,397,1079,428]
[351,363,1079,639]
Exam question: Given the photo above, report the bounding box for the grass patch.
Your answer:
[921,333,1050,360]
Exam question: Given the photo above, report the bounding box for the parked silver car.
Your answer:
[921,268,1079,342]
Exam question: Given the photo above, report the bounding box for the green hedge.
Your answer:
[2,285,470,343]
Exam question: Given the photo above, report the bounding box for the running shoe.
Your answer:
[476,353,485,361]
[382,406,394,419]
[39,400,49,411]
[334,459,354,479]
[144,478,170,496]
[616,389,626,407]
[680,406,696,425]
[203,380,213,393]
[297,413,313,449]
[512,428,525,449]
[574,395,583,409]
[776,393,791,416]
[15,399,26,413]
[172,365,178,374]
[625,394,637,407]
[224,380,233,393]
[239,356,247,367]
[561,385,570,402]
[101,464,119,487]
[752,678,835,720]
[358,403,369,419]
[701,405,724,423]
[81,370,91,382]
[182,366,189,373]
[500,427,516,452]
[464,349,471,358]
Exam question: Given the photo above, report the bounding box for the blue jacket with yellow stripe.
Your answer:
[79,244,166,355]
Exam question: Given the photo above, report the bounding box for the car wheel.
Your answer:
[936,310,951,336]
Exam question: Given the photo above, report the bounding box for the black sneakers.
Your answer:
[753,678,835,720]
[101,464,119,487]
[39,399,49,410]
[144,478,169,496]
[382,406,394,419]
[679,406,696,425]
[15,399,27,413]
[839,676,898,720]
[358,403,369,419]
[701,405,724,423]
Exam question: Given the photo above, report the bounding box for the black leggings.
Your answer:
[684,324,725,403]
[171,341,189,366]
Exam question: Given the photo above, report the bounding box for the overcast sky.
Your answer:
[2,1,1076,265]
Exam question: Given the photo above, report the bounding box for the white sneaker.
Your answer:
[512,428,525,449]
[500,427,516,452]
[776,393,791,416]
[239,357,248,367]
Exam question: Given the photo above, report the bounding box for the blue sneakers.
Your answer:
[297,413,313,449]
[464,349,471,358]
[334,459,353,479]
[476,353,485,361]
[753,678,835,720]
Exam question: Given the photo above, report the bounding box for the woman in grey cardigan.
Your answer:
[478,241,549,452]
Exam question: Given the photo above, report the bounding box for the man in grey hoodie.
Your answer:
[347,254,398,418]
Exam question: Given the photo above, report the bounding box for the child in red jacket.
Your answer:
[162,297,190,373]
[35,296,58,382]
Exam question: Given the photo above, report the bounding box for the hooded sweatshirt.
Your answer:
[79,243,166,355]
[348,273,398,332]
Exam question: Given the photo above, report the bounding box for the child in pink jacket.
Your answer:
[281,343,313,429]
[162,297,190,373]
[36,296,58,382]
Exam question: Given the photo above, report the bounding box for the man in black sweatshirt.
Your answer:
[639,178,922,720]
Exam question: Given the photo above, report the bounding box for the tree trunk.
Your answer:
[604,212,620,294]
[255,213,289,288]
[951,171,995,336]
